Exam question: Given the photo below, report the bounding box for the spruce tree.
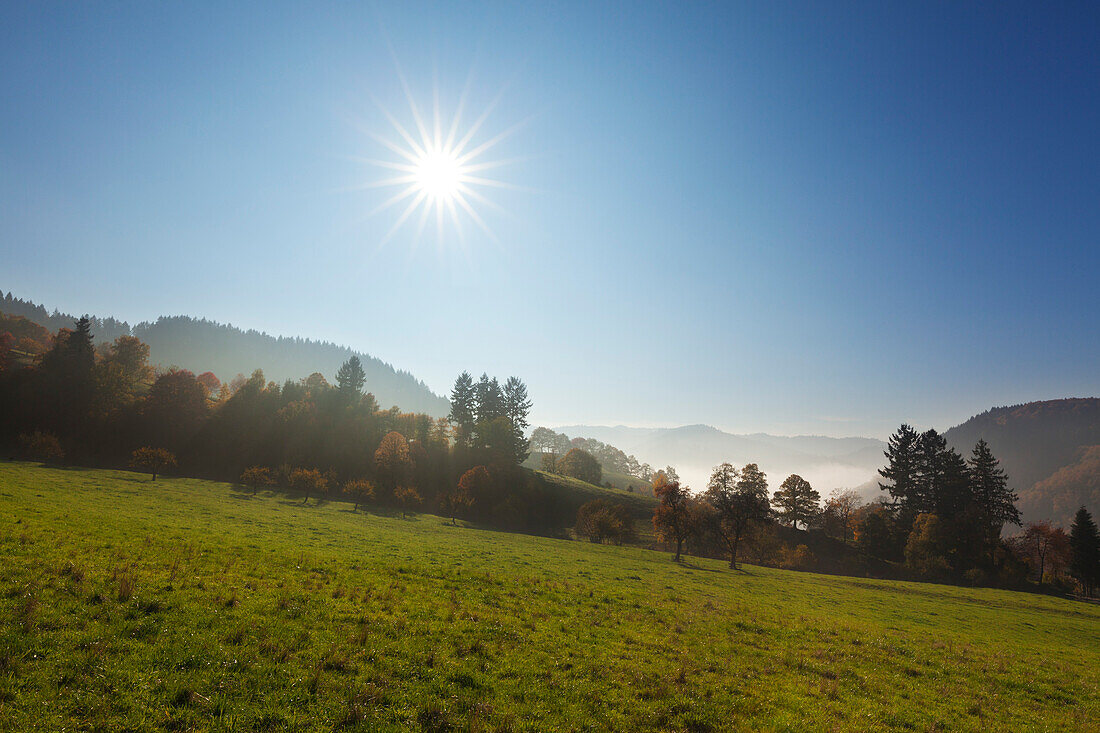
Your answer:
[503,376,532,463]
[967,439,1020,527]
[1069,507,1100,597]
[448,372,475,446]
[879,424,921,511]
[335,355,366,398]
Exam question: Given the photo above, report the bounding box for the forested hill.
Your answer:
[944,398,1100,526]
[0,290,450,416]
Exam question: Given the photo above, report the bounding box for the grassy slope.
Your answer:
[532,469,656,515]
[523,453,653,495]
[1,463,1097,732]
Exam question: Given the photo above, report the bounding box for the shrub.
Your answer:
[18,431,64,464]
[778,544,817,571]
[575,499,637,545]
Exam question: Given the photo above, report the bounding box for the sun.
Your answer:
[360,74,524,244]
[413,147,463,202]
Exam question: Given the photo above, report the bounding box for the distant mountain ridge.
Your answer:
[0,290,450,416]
[944,398,1100,526]
[555,423,886,496]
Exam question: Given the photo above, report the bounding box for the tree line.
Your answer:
[0,317,602,533]
[614,424,1097,596]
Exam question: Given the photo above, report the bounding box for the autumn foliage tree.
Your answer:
[289,468,327,505]
[239,466,274,495]
[653,475,692,561]
[343,479,376,512]
[394,486,422,517]
[130,447,177,481]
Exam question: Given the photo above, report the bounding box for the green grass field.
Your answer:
[1,462,1097,731]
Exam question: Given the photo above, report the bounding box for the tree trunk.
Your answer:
[674,537,683,562]
[151,471,157,481]
[730,533,741,570]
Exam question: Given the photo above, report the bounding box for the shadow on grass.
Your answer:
[677,560,725,574]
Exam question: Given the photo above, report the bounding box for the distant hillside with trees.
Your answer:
[0,290,449,416]
[944,399,1100,526]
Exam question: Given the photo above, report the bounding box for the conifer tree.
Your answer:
[1069,507,1100,597]
[879,424,921,510]
[503,376,532,462]
[967,439,1021,527]
[335,355,366,398]
[448,372,475,446]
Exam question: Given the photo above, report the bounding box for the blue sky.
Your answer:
[2,2,1098,437]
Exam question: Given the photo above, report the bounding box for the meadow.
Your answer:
[1,461,1097,731]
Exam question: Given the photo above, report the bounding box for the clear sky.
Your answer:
[2,2,1098,438]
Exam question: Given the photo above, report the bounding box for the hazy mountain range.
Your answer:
[562,398,1100,527]
[0,290,450,416]
[555,424,887,499]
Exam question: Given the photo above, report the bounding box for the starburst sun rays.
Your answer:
[360,76,526,246]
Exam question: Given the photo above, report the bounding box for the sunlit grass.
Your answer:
[1,462,1097,731]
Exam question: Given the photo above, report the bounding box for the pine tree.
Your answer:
[448,372,475,446]
[335,355,366,398]
[773,474,821,529]
[967,439,1021,527]
[474,374,504,423]
[879,424,921,510]
[1069,507,1100,597]
[503,376,532,463]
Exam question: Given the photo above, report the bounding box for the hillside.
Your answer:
[557,424,886,495]
[0,290,449,415]
[2,463,1097,731]
[944,398,1100,525]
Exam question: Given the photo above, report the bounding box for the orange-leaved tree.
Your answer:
[343,479,376,512]
[653,473,692,561]
[289,467,327,505]
[130,447,177,481]
[394,486,422,518]
[239,466,274,495]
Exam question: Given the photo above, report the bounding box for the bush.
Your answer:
[575,499,636,545]
[18,431,64,463]
[778,544,817,571]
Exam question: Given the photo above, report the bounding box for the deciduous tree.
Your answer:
[653,475,692,562]
[240,466,274,495]
[558,448,602,486]
[130,447,177,481]
[703,463,771,569]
